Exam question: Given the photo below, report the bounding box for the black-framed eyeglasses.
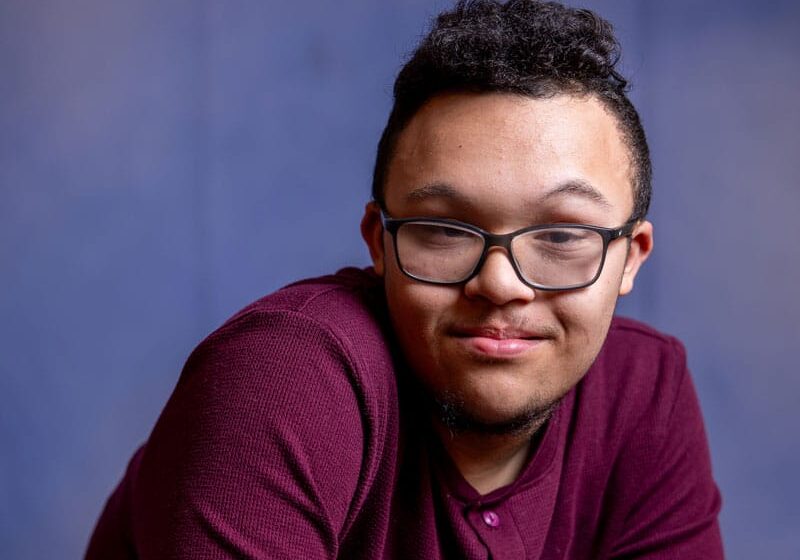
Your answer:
[381,212,637,291]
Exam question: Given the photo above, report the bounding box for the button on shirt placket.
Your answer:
[482,510,500,528]
[467,503,526,560]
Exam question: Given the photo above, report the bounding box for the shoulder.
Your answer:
[603,315,686,368]
[571,316,692,450]
[590,315,688,398]
[192,267,395,383]
[159,266,395,418]
[222,266,388,340]
[171,268,399,439]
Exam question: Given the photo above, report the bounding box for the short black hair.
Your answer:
[372,0,651,221]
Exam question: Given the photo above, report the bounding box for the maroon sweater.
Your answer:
[87,268,723,559]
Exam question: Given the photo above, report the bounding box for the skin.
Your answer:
[361,92,653,494]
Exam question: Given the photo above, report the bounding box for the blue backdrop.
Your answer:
[1,1,798,558]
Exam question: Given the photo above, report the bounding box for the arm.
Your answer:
[130,309,367,559]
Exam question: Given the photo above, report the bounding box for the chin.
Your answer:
[432,387,563,436]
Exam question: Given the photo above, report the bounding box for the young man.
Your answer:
[88,1,723,558]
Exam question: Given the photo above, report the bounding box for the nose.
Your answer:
[463,247,536,305]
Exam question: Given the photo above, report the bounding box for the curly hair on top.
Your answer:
[372,0,651,221]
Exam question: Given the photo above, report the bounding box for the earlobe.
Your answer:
[619,220,654,296]
[360,202,386,276]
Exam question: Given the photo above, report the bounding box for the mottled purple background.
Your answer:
[1,1,798,558]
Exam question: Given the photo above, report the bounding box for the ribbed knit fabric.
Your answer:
[86,267,723,559]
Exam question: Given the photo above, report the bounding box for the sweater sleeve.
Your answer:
[128,309,367,559]
[608,339,724,559]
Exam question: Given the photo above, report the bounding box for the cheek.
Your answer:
[550,279,619,359]
[565,247,628,326]
[383,271,473,391]
[384,271,448,346]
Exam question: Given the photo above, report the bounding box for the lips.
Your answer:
[451,325,547,358]
[453,326,544,340]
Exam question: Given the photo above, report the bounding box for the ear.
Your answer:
[619,220,654,296]
[360,201,386,276]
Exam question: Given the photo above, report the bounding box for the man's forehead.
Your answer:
[385,92,634,219]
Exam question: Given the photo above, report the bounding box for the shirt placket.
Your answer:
[465,500,526,559]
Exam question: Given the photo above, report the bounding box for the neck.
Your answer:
[434,417,547,495]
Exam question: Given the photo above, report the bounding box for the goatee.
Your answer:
[433,389,561,437]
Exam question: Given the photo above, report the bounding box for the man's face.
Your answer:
[362,92,652,430]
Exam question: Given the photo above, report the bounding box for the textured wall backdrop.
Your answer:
[1,1,798,558]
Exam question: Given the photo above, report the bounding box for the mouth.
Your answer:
[450,325,547,358]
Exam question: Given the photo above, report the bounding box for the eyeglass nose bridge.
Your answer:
[464,230,533,288]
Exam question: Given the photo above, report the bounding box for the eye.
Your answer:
[520,228,599,258]
[536,229,583,245]
[434,225,473,239]
[397,222,481,253]
[420,224,477,247]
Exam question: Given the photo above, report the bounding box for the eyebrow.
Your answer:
[405,183,464,203]
[404,179,612,209]
[540,179,612,210]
